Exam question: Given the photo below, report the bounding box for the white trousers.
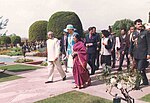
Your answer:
[67,55,73,72]
[47,59,66,81]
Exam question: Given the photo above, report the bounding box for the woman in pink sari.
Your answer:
[72,33,91,89]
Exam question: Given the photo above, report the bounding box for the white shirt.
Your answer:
[47,38,60,61]
[101,37,111,55]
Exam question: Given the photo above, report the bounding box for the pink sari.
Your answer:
[73,41,90,87]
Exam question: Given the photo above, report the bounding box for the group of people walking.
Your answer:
[45,19,150,90]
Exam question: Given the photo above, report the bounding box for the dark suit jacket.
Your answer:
[85,33,97,54]
[129,30,150,59]
[60,35,68,54]
[119,34,130,52]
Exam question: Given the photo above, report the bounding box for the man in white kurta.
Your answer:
[45,31,66,83]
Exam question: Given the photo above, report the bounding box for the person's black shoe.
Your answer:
[112,65,115,68]
[62,76,66,81]
[133,86,140,90]
[45,81,53,83]
[117,68,122,71]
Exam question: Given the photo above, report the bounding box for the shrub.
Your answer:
[47,11,83,38]
[29,20,48,42]
[40,61,48,66]
[0,49,11,55]
[6,47,22,56]
[14,58,33,63]
[6,51,22,56]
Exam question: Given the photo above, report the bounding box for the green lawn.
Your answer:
[35,90,112,103]
[140,94,150,102]
[0,72,22,82]
[0,64,40,72]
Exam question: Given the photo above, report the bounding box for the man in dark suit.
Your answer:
[60,29,68,72]
[118,28,130,71]
[92,27,101,70]
[109,32,116,68]
[129,19,150,89]
[85,27,97,75]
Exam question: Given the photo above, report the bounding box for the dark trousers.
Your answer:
[118,51,130,70]
[101,55,111,66]
[95,50,100,69]
[111,49,116,67]
[135,59,149,88]
[87,53,96,75]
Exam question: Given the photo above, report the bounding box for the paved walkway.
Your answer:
[0,59,150,103]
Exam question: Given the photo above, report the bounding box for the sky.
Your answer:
[0,0,150,38]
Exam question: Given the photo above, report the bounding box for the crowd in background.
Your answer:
[57,19,150,89]
[27,18,150,90]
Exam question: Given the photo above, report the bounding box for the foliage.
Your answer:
[40,61,48,66]
[112,19,134,36]
[10,34,21,45]
[6,51,22,56]
[10,47,22,52]
[35,90,112,103]
[14,58,33,63]
[0,72,22,82]
[6,47,22,56]
[0,16,8,30]
[0,49,11,55]
[141,94,150,102]
[0,64,39,72]
[0,36,11,45]
[98,65,142,103]
[29,20,48,42]
[47,11,83,39]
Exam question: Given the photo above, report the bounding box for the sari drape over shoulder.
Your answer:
[73,41,90,87]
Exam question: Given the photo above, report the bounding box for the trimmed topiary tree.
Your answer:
[112,19,134,36]
[47,11,83,38]
[29,20,48,42]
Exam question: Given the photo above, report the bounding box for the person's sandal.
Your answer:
[72,85,78,89]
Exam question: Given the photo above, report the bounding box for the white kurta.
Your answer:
[47,38,60,61]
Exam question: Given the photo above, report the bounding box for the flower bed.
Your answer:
[14,58,33,63]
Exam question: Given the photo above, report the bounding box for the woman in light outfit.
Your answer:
[66,24,76,72]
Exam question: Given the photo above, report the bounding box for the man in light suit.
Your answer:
[45,31,66,83]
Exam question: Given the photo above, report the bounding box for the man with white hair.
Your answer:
[45,31,66,83]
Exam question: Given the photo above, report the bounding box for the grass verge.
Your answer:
[140,94,150,102]
[0,72,22,82]
[35,90,112,103]
[0,64,40,72]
